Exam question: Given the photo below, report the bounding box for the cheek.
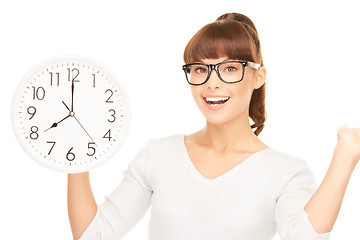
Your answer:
[232,79,253,97]
[236,86,253,100]
[190,87,202,104]
[229,85,255,113]
[236,76,256,100]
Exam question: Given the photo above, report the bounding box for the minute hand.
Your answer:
[71,80,74,112]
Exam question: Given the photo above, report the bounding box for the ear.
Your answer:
[253,66,266,89]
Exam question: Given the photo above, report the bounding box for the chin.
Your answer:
[201,108,248,127]
[195,97,248,126]
[204,114,235,126]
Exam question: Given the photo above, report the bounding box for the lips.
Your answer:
[201,96,231,111]
[203,96,230,105]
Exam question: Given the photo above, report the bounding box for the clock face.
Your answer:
[12,56,131,173]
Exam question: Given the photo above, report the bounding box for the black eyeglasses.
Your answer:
[182,60,260,85]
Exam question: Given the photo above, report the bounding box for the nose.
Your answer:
[205,69,222,89]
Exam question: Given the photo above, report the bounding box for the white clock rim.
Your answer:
[11,55,132,173]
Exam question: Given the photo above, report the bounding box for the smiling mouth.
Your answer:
[203,96,230,105]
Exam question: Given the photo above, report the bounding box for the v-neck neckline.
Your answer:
[179,134,273,187]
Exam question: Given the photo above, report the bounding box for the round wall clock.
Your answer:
[11,56,131,173]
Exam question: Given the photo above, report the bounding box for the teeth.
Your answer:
[205,97,230,102]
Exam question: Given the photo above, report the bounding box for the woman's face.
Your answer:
[189,57,266,126]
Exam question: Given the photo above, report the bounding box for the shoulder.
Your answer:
[267,147,316,185]
[265,147,308,166]
[127,134,183,171]
[145,134,184,152]
[260,147,313,180]
[139,134,185,180]
[262,149,318,199]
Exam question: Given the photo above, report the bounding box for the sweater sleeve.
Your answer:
[79,141,153,240]
[274,158,332,240]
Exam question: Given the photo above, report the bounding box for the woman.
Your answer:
[68,13,360,240]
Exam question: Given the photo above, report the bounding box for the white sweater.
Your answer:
[79,134,332,240]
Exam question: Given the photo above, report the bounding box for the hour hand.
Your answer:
[44,114,70,132]
[62,101,71,112]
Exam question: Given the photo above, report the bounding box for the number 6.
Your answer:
[66,147,75,161]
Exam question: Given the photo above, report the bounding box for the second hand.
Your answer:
[62,101,97,146]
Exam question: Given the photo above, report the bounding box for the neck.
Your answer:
[200,115,264,153]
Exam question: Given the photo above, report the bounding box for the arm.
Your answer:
[304,125,360,233]
[68,141,153,240]
[275,125,360,239]
[68,172,98,240]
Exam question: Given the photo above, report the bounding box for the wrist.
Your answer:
[332,142,358,170]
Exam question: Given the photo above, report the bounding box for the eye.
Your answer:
[225,66,237,72]
[195,66,208,74]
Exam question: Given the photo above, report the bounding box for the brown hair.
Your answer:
[183,12,267,136]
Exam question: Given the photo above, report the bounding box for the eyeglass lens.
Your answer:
[184,62,244,85]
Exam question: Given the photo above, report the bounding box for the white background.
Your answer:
[1,0,360,239]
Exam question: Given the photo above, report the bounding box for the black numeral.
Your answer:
[67,68,80,82]
[108,109,116,123]
[105,89,113,103]
[49,72,60,86]
[103,129,112,141]
[30,126,39,140]
[27,106,36,120]
[47,141,56,155]
[92,74,96,87]
[87,142,96,156]
[32,86,45,100]
[66,147,75,161]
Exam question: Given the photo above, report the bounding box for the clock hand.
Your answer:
[44,114,71,132]
[62,101,71,112]
[62,101,97,146]
[73,116,97,146]
[71,80,74,112]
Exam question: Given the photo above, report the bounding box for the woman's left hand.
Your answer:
[335,124,360,166]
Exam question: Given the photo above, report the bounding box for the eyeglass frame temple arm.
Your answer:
[246,61,261,70]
